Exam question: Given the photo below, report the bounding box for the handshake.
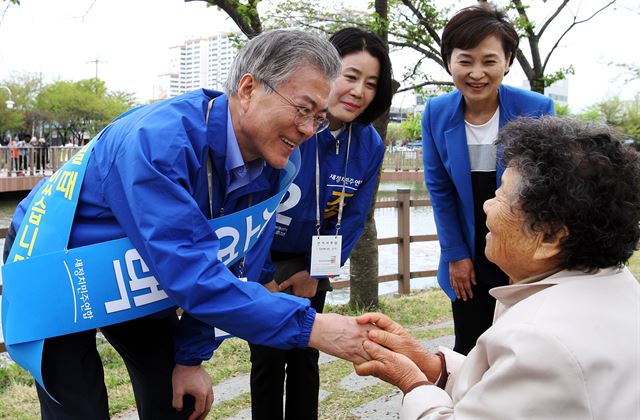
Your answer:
[309,312,445,394]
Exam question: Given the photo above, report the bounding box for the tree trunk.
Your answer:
[349,176,380,310]
[530,77,545,94]
[349,0,390,311]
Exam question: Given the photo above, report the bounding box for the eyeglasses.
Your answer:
[262,80,330,133]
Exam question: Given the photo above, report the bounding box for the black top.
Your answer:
[471,171,509,288]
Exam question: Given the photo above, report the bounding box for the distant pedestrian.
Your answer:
[9,139,18,172]
[38,137,49,172]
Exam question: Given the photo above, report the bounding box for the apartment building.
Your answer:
[155,32,239,100]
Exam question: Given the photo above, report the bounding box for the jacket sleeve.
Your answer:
[545,97,556,116]
[400,324,592,419]
[173,313,218,365]
[336,129,384,265]
[100,123,316,353]
[421,100,470,263]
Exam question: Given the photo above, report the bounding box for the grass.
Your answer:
[0,287,452,419]
[627,250,640,279]
[2,252,638,419]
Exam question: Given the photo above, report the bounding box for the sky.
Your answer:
[0,0,638,113]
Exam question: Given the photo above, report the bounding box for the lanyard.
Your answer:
[205,97,250,278]
[315,123,352,236]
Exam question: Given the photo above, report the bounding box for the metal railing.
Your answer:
[0,147,423,177]
[0,189,438,353]
[0,146,82,176]
[382,149,423,171]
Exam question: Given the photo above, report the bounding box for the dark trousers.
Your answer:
[451,282,498,355]
[249,291,326,420]
[35,314,195,420]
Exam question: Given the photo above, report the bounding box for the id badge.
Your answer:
[310,235,342,277]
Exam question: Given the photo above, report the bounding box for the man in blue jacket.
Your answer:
[3,30,373,420]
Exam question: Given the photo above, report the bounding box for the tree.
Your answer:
[385,122,404,147]
[347,0,390,310]
[36,78,134,145]
[186,0,263,38]
[263,0,620,93]
[400,113,422,141]
[0,73,43,142]
[578,95,640,143]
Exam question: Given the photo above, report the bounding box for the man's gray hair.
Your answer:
[224,29,341,95]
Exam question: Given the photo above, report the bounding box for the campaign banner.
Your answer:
[1,140,300,396]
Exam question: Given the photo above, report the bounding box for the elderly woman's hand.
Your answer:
[357,313,442,382]
[354,340,429,394]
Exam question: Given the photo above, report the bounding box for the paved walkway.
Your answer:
[115,320,454,420]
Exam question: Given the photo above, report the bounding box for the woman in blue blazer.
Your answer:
[422,4,555,355]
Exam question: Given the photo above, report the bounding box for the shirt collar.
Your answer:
[225,109,245,173]
[490,267,622,308]
[224,106,264,193]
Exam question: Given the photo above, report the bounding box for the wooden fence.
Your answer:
[0,189,438,353]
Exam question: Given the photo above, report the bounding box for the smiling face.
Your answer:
[483,167,541,281]
[327,51,380,129]
[483,167,566,282]
[448,35,510,110]
[233,65,331,169]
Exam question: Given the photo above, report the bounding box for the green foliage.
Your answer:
[554,101,570,116]
[0,361,33,393]
[259,0,618,95]
[36,78,135,144]
[328,288,451,327]
[0,73,43,140]
[265,0,449,91]
[540,65,575,91]
[386,122,404,146]
[627,250,640,280]
[0,74,136,145]
[400,113,422,141]
[575,94,640,144]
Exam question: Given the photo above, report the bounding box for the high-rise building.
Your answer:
[154,32,239,100]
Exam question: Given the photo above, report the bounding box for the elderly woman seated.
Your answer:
[355,116,640,419]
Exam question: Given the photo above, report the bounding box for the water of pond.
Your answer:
[0,181,441,304]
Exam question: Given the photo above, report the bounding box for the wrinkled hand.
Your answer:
[263,280,280,293]
[309,313,378,364]
[357,312,441,382]
[172,364,214,420]
[449,258,476,301]
[355,340,428,394]
[278,270,318,297]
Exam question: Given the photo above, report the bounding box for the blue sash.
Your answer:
[1,131,300,396]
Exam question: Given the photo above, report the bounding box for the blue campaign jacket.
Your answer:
[10,90,315,364]
[262,122,385,280]
[422,84,555,300]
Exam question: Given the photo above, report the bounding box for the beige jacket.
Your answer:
[401,267,640,419]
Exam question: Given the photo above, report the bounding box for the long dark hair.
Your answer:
[329,28,393,124]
